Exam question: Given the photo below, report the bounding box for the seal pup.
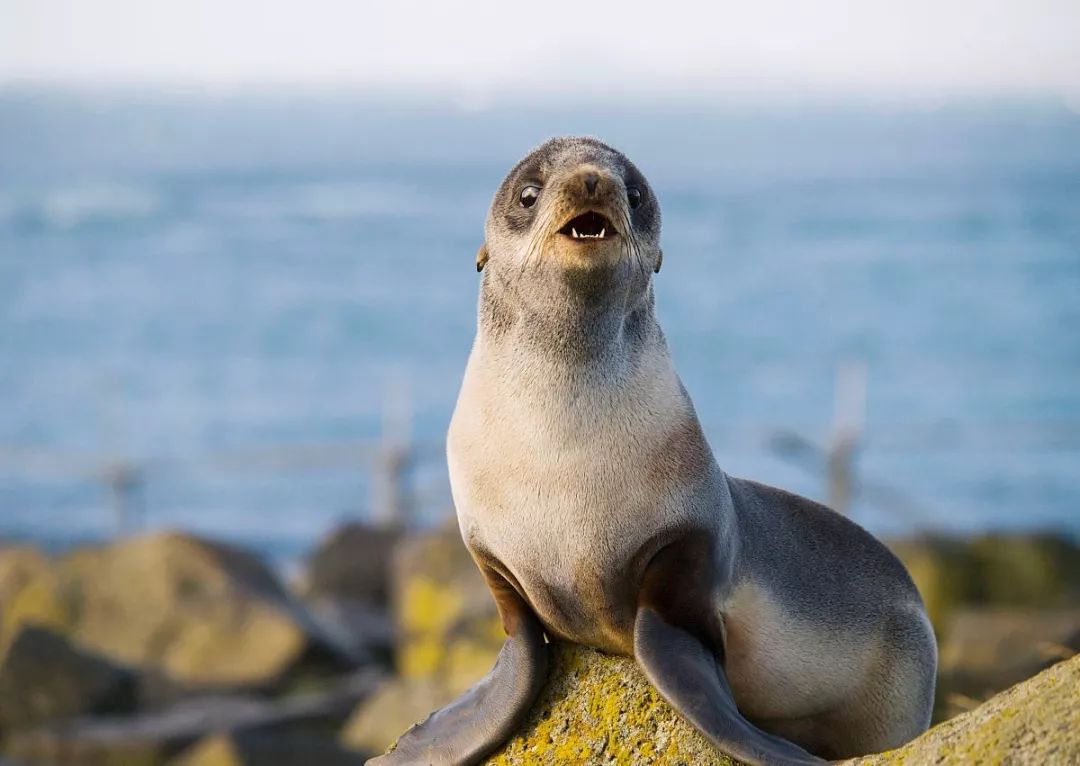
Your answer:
[370,137,937,766]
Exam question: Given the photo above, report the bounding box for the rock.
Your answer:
[850,654,1080,764]
[0,626,137,732]
[170,731,363,766]
[339,675,457,756]
[391,523,502,688]
[4,670,383,766]
[935,607,1080,719]
[886,533,1080,633]
[339,525,504,757]
[372,644,1079,766]
[455,643,736,765]
[886,536,977,632]
[301,523,404,609]
[0,544,68,652]
[304,597,395,669]
[2,532,352,688]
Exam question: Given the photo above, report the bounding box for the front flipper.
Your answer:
[635,542,824,766]
[367,571,548,766]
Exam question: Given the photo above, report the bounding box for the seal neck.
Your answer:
[478,268,660,370]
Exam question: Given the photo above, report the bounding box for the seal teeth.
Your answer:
[560,211,613,240]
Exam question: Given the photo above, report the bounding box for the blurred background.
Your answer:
[0,1,1078,764]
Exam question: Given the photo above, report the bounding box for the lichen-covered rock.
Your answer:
[1,532,349,688]
[382,644,1079,766]
[849,654,1080,765]
[483,643,735,766]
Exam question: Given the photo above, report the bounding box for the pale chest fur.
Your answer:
[447,340,721,651]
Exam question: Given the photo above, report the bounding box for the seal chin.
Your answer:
[557,210,617,243]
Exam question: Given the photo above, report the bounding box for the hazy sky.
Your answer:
[3,0,1079,101]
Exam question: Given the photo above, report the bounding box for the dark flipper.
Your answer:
[634,541,824,766]
[367,570,548,766]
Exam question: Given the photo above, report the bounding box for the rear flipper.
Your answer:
[635,541,824,766]
[368,573,548,766]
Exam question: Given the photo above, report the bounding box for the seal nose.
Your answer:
[583,172,600,197]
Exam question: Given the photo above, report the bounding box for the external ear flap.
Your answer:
[654,249,663,274]
[476,244,490,273]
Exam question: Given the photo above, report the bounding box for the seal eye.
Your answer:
[519,186,540,208]
[627,187,643,209]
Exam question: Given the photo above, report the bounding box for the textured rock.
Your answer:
[1,532,350,688]
[375,641,1079,765]
[850,653,1080,765]
[484,643,735,766]
[0,625,137,732]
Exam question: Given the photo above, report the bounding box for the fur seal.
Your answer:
[370,137,937,766]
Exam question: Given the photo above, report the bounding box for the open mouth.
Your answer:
[558,211,614,241]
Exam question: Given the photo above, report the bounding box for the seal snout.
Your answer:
[555,164,622,243]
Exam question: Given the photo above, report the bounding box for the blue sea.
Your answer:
[1,90,1078,560]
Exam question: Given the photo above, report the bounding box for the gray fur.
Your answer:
[440,137,938,763]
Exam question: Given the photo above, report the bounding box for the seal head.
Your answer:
[478,136,662,280]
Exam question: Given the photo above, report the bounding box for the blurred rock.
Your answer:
[849,654,1080,764]
[301,523,404,609]
[3,670,383,766]
[339,675,457,756]
[170,731,362,766]
[305,597,395,669]
[967,533,1080,605]
[936,607,1080,719]
[391,523,502,688]
[0,544,69,652]
[0,625,137,732]
[338,524,504,757]
[886,533,1080,633]
[0,544,51,613]
[2,532,353,688]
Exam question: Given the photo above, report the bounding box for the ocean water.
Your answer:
[1,91,1078,560]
